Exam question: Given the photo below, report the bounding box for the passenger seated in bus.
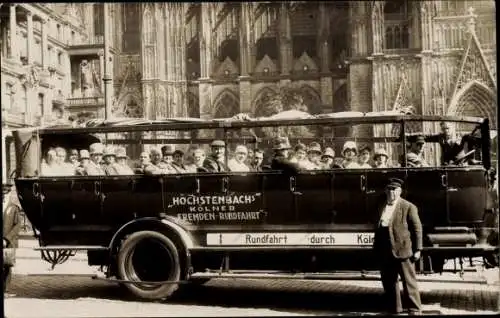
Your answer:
[270,137,300,174]
[102,146,119,175]
[203,140,228,172]
[75,150,91,176]
[171,150,189,173]
[190,148,208,172]
[290,143,312,169]
[373,148,389,168]
[68,149,80,169]
[404,136,429,167]
[358,145,372,168]
[114,147,135,175]
[320,147,335,169]
[438,122,463,166]
[306,142,323,170]
[149,148,175,174]
[85,143,106,176]
[55,147,75,175]
[161,145,175,165]
[250,149,264,172]
[134,152,152,174]
[228,145,250,172]
[41,149,59,176]
[341,141,361,169]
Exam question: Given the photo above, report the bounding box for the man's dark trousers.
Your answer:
[376,226,422,314]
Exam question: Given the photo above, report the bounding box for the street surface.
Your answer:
[4,239,500,317]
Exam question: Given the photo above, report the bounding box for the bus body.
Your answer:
[10,113,498,300]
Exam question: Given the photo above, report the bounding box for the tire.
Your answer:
[117,231,181,300]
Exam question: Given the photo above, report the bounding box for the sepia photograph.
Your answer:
[1,1,498,317]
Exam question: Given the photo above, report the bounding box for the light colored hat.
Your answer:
[211,140,225,148]
[89,143,104,155]
[272,137,291,150]
[103,146,116,158]
[235,145,248,154]
[373,148,389,159]
[79,150,90,159]
[115,147,128,159]
[161,145,175,155]
[307,142,322,154]
[322,147,335,159]
[342,141,357,154]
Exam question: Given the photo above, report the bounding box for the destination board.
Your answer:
[206,232,375,246]
[168,193,264,224]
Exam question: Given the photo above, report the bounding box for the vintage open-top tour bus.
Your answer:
[10,111,498,300]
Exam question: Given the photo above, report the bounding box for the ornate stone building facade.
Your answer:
[1,2,497,179]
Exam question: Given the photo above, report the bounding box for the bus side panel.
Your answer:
[446,169,487,224]
[296,173,334,224]
[133,176,165,217]
[406,169,448,227]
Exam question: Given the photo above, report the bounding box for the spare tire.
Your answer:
[117,231,181,300]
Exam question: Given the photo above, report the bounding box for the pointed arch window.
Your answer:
[384,0,410,50]
[94,4,104,37]
[122,3,141,53]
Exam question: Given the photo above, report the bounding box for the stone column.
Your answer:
[26,12,33,64]
[41,18,48,69]
[200,3,213,79]
[9,4,19,61]
[156,6,165,80]
[278,2,292,77]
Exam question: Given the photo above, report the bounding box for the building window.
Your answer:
[56,24,61,40]
[71,31,75,44]
[38,93,44,117]
[256,37,278,60]
[384,0,410,50]
[4,83,13,110]
[292,36,317,59]
[58,52,62,66]
[94,4,104,37]
[122,3,140,53]
[218,39,238,62]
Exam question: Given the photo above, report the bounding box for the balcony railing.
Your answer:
[67,96,105,108]
[433,14,495,51]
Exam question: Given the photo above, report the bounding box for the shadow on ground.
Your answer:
[7,275,498,314]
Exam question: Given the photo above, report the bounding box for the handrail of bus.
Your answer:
[33,115,486,135]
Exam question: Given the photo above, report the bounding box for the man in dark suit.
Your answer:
[373,178,423,315]
[203,140,228,172]
[270,137,300,174]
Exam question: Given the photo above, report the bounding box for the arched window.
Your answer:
[94,4,104,37]
[122,3,141,53]
[384,0,410,50]
[291,4,318,59]
[254,5,278,61]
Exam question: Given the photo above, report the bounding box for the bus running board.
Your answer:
[26,272,488,285]
[34,246,108,251]
[191,271,489,285]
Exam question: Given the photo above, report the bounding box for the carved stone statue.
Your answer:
[80,60,93,97]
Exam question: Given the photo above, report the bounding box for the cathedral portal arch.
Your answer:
[447,80,496,127]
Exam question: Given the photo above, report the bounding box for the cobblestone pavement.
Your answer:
[4,240,500,317]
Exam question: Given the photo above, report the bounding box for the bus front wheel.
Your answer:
[117,230,181,300]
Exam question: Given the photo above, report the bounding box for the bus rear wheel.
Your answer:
[117,230,181,300]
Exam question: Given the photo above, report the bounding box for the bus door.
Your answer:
[365,169,406,224]
[405,168,448,226]
[446,168,487,224]
[38,178,73,232]
[101,176,136,226]
[132,175,165,218]
[225,174,264,225]
[296,172,334,224]
[332,171,367,224]
[164,174,199,221]
[262,172,296,224]
[68,178,106,226]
